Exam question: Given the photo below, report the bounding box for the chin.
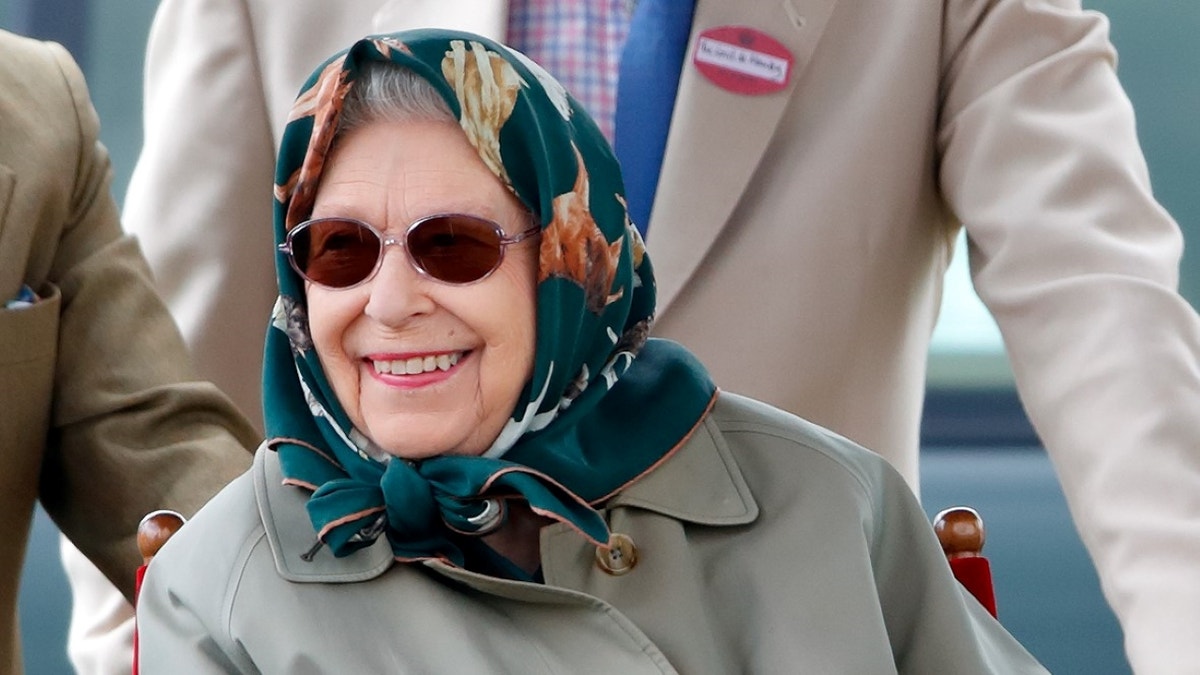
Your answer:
[360,409,500,460]
[367,428,475,460]
[381,440,456,461]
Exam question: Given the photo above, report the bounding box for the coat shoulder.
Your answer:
[709,391,904,496]
[144,455,263,613]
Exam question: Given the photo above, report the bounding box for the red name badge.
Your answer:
[692,26,794,96]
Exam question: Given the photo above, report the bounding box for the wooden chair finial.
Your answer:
[933,505,985,560]
[137,510,186,565]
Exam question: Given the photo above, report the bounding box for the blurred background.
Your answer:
[3,1,1197,673]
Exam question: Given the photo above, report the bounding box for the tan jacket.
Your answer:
[139,393,1047,673]
[0,30,257,674]
[120,0,1200,671]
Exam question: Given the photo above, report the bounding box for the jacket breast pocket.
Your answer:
[0,283,60,444]
[0,282,60,365]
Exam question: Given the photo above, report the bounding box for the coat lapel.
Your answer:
[647,0,839,313]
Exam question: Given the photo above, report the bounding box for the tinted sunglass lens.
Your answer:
[293,219,381,288]
[408,216,504,284]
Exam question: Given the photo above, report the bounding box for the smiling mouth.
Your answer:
[371,351,464,375]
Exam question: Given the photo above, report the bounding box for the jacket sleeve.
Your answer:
[937,2,1200,671]
[36,40,259,603]
[122,0,279,431]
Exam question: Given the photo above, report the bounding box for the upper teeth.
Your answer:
[374,352,461,375]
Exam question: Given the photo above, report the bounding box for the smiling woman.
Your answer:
[11,2,1197,673]
[134,29,1047,673]
[306,116,540,461]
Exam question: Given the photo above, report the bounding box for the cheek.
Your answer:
[305,290,335,354]
[506,252,539,358]
[512,269,539,385]
[503,299,537,380]
[305,290,361,392]
[477,253,538,381]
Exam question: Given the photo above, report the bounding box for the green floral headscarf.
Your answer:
[267,29,716,573]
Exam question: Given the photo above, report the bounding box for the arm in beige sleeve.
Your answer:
[123,0,279,432]
[938,1,1200,671]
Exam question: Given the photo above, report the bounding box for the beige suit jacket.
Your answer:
[119,0,1200,672]
[0,30,257,674]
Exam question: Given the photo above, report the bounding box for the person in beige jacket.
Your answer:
[138,34,1046,671]
[0,29,257,674]
[80,0,1200,672]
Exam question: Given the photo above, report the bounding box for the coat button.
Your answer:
[595,532,639,575]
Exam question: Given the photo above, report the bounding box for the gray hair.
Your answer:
[337,60,456,134]
[332,59,540,229]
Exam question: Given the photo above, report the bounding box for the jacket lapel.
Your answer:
[0,166,16,295]
[648,0,839,313]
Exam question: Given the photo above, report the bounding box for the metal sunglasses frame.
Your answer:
[279,214,541,289]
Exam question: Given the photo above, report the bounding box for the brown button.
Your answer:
[595,532,639,575]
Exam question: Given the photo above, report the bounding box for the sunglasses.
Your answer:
[279,214,541,289]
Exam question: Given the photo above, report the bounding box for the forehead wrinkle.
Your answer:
[310,160,391,223]
[395,166,527,232]
[312,122,526,232]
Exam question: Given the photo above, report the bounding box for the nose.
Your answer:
[363,243,436,326]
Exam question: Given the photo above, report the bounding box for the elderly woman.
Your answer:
[138,29,1046,673]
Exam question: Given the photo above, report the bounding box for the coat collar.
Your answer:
[606,401,758,525]
[254,394,756,583]
[254,445,394,583]
[648,0,839,313]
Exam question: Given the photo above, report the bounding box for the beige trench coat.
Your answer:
[138,393,1046,673]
